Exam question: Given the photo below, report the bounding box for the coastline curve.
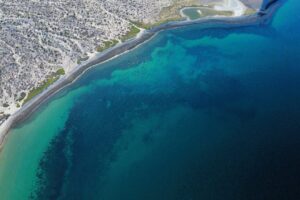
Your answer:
[0,0,282,151]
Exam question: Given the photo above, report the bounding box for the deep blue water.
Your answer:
[25,0,300,199]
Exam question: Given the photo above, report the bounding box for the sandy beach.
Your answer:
[0,0,281,150]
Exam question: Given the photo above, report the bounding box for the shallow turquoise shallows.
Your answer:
[1,0,300,199]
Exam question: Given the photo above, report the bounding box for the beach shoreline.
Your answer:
[0,0,281,150]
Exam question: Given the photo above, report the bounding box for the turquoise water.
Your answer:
[1,0,300,199]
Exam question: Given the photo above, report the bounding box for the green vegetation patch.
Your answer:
[54,68,65,76]
[151,17,183,28]
[131,20,173,30]
[22,68,65,105]
[120,26,141,42]
[96,39,119,52]
[131,21,153,30]
[244,8,256,16]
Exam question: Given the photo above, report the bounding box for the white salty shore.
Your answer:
[180,0,248,20]
[214,0,247,16]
